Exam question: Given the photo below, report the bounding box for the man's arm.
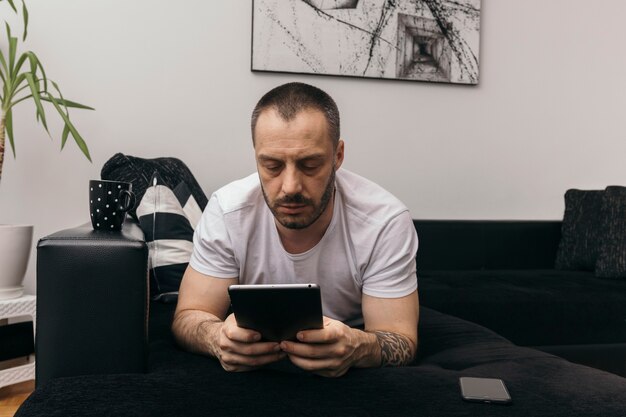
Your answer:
[280,290,419,376]
[172,266,286,371]
[171,266,233,357]
[361,290,419,367]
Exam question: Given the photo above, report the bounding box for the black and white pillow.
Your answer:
[101,153,208,220]
[136,173,203,302]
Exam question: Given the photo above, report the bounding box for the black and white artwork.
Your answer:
[252,0,481,84]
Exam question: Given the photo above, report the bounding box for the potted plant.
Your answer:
[1,0,93,299]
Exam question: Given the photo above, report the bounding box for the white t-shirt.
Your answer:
[189,169,418,327]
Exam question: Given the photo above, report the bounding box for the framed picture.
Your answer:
[251,0,481,85]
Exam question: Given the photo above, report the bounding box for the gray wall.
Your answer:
[1,0,625,294]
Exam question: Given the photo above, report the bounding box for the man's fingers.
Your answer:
[286,354,332,370]
[219,331,281,356]
[223,314,262,343]
[295,329,334,344]
[280,341,337,359]
[232,341,282,357]
[223,326,261,343]
[280,318,358,377]
[221,350,287,369]
[285,354,344,374]
[295,316,343,343]
[285,353,351,377]
[218,314,287,371]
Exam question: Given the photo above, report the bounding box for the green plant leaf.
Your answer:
[11,52,47,95]
[24,72,48,131]
[0,70,5,100]
[21,0,28,41]
[6,23,18,75]
[60,123,70,150]
[10,72,27,104]
[40,96,95,110]
[25,51,47,92]
[5,0,18,13]
[12,52,29,80]
[49,80,68,116]
[5,108,16,157]
[47,94,92,162]
[0,48,8,77]
[0,50,7,106]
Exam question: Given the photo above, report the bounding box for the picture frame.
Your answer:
[251,0,481,85]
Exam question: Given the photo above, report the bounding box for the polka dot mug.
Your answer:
[89,180,136,231]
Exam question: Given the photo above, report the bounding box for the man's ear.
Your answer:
[334,139,345,170]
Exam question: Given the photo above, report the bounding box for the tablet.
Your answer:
[228,283,323,342]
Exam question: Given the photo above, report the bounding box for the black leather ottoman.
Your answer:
[35,222,149,384]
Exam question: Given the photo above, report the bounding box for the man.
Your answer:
[172,82,419,377]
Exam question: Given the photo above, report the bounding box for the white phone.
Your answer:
[459,377,512,405]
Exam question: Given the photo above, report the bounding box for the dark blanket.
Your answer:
[17,304,626,417]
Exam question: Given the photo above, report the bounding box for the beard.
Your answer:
[262,169,336,230]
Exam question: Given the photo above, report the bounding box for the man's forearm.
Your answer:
[171,310,223,359]
[352,329,416,368]
[372,331,416,366]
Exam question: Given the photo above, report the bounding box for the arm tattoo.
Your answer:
[373,331,414,367]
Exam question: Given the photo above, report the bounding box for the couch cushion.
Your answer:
[554,189,605,271]
[596,186,626,279]
[418,270,626,346]
[414,220,562,270]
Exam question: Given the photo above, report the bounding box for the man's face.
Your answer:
[254,108,344,230]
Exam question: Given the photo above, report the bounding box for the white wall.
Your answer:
[1,0,625,294]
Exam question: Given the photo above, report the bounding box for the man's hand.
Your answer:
[280,291,419,377]
[173,269,286,372]
[279,316,368,378]
[215,314,287,372]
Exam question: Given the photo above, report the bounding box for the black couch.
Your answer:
[17,220,626,416]
[414,220,626,377]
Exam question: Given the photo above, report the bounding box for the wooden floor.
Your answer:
[0,381,34,417]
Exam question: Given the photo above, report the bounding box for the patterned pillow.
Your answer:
[595,186,626,279]
[136,173,203,302]
[554,189,605,271]
[101,153,208,219]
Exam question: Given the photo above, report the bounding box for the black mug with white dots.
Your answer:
[89,180,136,231]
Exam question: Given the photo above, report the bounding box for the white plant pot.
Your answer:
[0,224,34,300]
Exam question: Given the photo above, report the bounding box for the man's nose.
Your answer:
[281,166,303,196]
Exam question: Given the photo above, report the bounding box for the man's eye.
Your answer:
[265,164,281,172]
[301,163,321,171]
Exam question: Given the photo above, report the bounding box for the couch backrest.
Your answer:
[413,220,562,271]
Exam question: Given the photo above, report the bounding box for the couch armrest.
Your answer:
[36,220,149,386]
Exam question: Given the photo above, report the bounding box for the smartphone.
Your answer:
[459,377,512,405]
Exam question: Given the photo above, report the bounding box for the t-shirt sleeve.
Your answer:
[188,194,239,278]
[361,210,418,298]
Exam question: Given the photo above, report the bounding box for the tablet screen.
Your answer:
[228,284,323,341]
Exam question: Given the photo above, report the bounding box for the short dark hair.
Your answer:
[251,82,340,147]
